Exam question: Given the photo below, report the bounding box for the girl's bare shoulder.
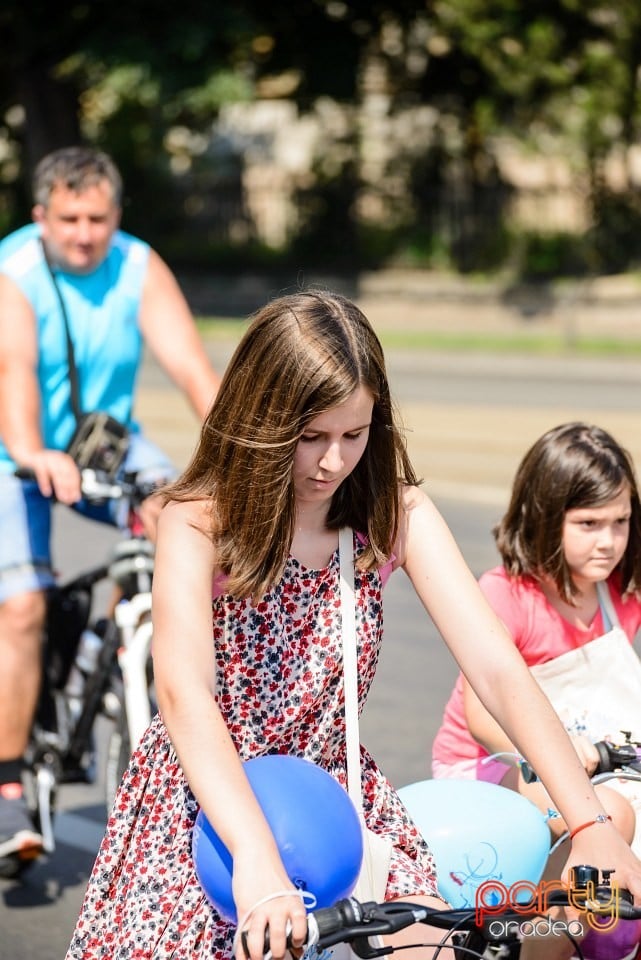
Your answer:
[399,482,428,512]
[159,498,213,540]
[392,484,435,564]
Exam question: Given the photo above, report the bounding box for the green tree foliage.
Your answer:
[1,1,640,273]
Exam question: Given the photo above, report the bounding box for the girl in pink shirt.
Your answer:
[433,423,641,876]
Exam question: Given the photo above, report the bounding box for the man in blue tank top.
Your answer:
[0,147,222,872]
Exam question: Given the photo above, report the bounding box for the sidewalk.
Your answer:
[180,269,641,342]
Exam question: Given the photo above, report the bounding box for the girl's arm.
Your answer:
[152,501,306,960]
[462,677,523,760]
[463,676,600,776]
[397,485,641,899]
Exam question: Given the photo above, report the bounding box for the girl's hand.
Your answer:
[569,734,600,776]
[563,819,641,913]
[232,851,308,960]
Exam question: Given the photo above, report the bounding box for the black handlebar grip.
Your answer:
[14,467,37,480]
[240,926,282,958]
[241,920,297,959]
[312,899,360,939]
[616,899,641,919]
[594,739,639,774]
[594,740,615,773]
[240,899,358,958]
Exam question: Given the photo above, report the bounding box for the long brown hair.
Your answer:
[165,291,419,596]
[495,422,641,602]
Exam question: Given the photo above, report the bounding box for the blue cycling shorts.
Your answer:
[0,433,176,603]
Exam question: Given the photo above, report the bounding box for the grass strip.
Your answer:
[196,317,641,358]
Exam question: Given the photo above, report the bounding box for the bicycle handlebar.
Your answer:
[242,899,442,960]
[243,866,641,959]
[519,735,641,785]
[593,738,641,774]
[15,466,161,506]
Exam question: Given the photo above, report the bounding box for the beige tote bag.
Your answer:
[529,582,641,744]
[530,581,641,856]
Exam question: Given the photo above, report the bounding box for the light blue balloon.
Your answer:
[397,779,550,908]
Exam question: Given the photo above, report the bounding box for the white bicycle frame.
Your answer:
[113,591,154,751]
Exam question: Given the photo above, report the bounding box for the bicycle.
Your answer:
[520,735,641,859]
[246,865,641,960]
[394,739,641,959]
[4,466,161,878]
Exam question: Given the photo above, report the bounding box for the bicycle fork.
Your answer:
[113,592,154,751]
[35,764,57,853]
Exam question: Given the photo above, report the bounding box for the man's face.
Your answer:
[33,179,121,274]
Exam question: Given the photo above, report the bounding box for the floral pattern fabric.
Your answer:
[66,536,438,959]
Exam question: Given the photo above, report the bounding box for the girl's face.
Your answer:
[562,485,632,586]
[293,385,374,508]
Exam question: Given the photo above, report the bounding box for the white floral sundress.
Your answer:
[66,536,437,959]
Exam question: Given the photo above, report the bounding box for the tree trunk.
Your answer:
[16,60,82,180]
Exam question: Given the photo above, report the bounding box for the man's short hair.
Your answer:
[33,146,123,207]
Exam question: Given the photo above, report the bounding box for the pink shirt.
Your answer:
[432,566,641,767]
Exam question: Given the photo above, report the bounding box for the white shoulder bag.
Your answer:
[339,527,393,904]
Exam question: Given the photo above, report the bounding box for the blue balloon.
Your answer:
[192,755,363,921]
[397,779,550,908]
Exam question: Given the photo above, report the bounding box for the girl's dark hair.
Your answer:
[165,290,419,597]
[495,422,641,602]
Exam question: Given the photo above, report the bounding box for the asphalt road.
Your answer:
[2,341,640,959]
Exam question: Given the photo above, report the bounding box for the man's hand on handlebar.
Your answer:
[17,449,82,503]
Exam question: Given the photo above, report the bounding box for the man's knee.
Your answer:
[0,591,47,641]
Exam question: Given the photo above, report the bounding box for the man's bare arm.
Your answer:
[0,274,80,501]
[138,251,222,420]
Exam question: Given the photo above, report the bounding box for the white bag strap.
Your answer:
[596,580,621,631]
[339,526,364,817]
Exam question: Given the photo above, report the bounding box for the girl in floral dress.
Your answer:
[67,292,641,960]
